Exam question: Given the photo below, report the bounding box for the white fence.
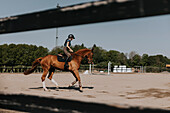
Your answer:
[83,63,145,75]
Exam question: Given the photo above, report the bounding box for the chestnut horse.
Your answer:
[24,48,93,92]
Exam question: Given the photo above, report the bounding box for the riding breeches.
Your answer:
[63,47,71,57]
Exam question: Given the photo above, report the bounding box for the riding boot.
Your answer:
[64,57,70,70]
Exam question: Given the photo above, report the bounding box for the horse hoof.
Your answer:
[44,89,48,91]
[79,87,83,92]
[44,88,50,92]
[68,84,73,88]
[79,89,83,93]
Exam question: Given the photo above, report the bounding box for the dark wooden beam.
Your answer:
[0,0,170,34]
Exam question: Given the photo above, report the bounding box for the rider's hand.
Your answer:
[70,49,73,53]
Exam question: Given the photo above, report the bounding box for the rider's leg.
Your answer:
[63,47,71,70]
[64,56,71,69]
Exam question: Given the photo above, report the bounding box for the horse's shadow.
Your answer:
[29,86,94,91]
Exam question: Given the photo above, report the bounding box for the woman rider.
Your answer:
[63,34,75,69]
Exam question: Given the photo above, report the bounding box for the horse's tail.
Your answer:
[24,57,43,75]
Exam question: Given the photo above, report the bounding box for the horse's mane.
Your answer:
[70,49,91,58]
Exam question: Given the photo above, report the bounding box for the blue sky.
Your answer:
[0,0,170,58]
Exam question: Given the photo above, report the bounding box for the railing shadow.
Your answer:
[0,94,169,113]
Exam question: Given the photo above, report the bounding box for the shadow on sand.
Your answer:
[0,94,169,113]
[29,86,94,91]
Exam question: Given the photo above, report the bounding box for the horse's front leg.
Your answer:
[71,70,83,92]
[69,80,77,87]
[69,71,78,87]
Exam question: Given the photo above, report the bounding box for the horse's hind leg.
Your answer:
[41,70,48,91]
[41,65,50,91]
[48,67,59,88]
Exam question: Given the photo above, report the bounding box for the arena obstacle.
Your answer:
[113,65,132,73]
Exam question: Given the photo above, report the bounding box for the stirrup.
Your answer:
[64,64,69,70]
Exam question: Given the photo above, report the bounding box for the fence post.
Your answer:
[89,64,92,75]
[108,61,112,75]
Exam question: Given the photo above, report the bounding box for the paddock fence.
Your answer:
[0,64,169,73]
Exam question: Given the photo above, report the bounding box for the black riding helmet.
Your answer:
[68,34,75,39]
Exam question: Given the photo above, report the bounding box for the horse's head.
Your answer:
[74,48,94,64]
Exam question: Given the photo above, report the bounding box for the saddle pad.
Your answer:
[57,55,72,62]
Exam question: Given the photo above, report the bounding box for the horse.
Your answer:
[24,48,94,92]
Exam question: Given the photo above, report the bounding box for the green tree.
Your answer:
[72,43,86,52]
[129,54,141,67]
[141,54,149,66]
[105,50,128,66]
[92,45,107,64]
[48,46,63,55]
[147,55,169,67]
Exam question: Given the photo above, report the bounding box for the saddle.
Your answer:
[57,54,72,62]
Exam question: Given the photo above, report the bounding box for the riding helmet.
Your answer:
[68,34,75,39]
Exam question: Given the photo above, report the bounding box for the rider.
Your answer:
[63,34,75,69]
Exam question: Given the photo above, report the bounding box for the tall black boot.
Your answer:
[64,57,70,70]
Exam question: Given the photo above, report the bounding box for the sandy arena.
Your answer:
[0,72,170,112]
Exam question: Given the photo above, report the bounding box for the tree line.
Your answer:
[1,44,170,69]
[0,44,48,66]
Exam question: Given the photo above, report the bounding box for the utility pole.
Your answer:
[56,3,60,47]
[56,28,58,47]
